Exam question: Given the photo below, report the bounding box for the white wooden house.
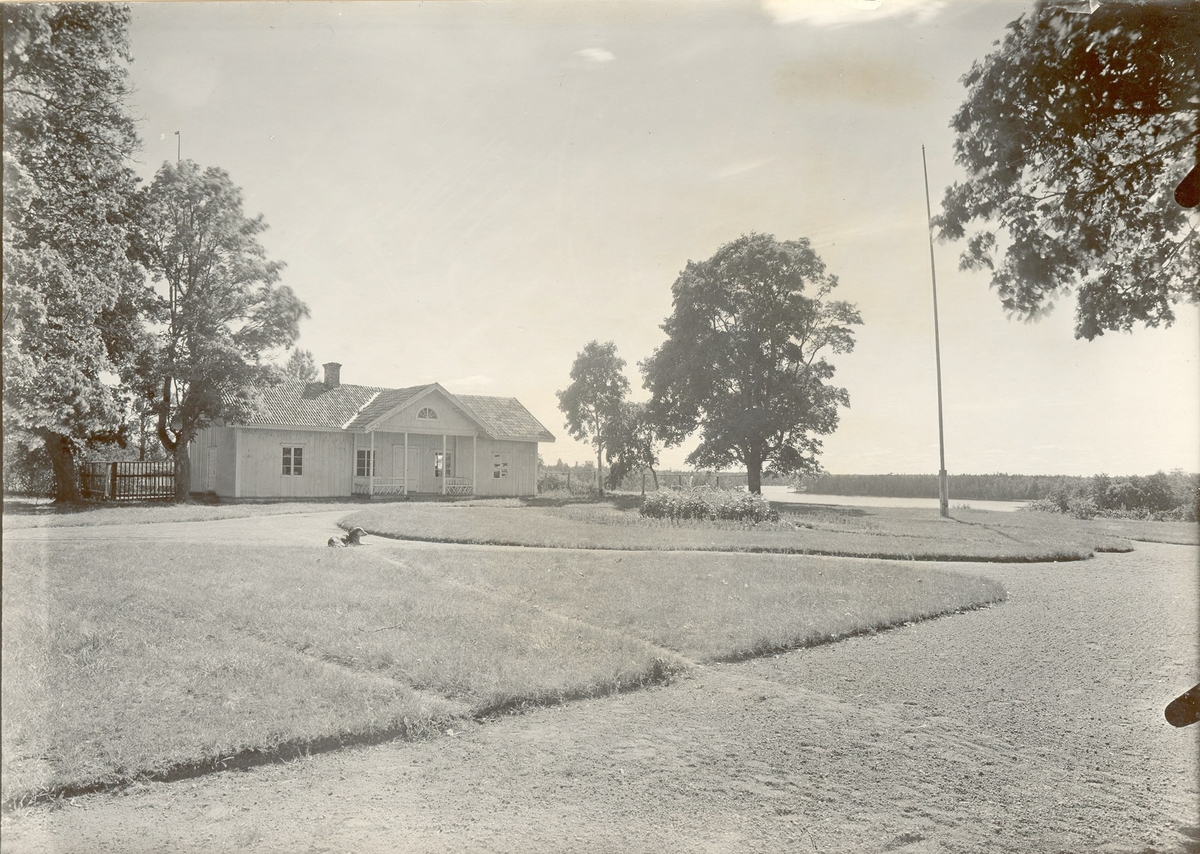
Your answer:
[189,363,554,499]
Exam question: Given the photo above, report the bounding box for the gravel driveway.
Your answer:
[2,517,1196,853]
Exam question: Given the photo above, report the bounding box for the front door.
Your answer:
[408,447,422,492]
[394,445,422,493]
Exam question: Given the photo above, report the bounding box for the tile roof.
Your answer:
[341,385,431,430]
[242,380,555,442]
[455,395,556,443]
[243,381,384,428]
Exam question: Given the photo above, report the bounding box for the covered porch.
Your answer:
[351,429,479,497]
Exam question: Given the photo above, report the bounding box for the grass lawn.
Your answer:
[1090,516,1199,545]
[341,501,1135,561]
[2,538,1002,806]
[385,548,1005,662]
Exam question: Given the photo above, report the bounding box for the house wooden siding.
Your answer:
[190,425,237,495]
[475,437,538,497]
[232,427,356,499]
[189,371,551,499]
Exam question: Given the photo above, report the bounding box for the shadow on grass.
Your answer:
[3,497,78,516]
[520,494,644,511]
[0,498,176,517]
[770,502,868,518]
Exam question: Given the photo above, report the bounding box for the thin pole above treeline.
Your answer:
[922,145,950,518]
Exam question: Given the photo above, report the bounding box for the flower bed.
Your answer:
[640,486,779,523]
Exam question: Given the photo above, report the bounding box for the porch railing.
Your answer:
[352,477,406,496]
[352,476,473,496]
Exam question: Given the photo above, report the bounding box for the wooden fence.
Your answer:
[80,461,175,502]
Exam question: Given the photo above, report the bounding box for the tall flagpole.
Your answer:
[922,145,949,518]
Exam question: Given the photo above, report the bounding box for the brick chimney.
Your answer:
[323,362,342,389]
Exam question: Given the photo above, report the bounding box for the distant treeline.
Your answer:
[795,473,1095,502]
[793,471,1199,520]
[538,462,786,494]
[615,470,788,490]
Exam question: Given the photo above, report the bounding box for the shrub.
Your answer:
[538,470,599,497]
[640,486,778,524]
[1065,494,1098,520]
[2,441,55,498]
[1025,497,1060,514]
[1024,470,1199,522]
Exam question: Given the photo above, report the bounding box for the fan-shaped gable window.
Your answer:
[417,407,438,420]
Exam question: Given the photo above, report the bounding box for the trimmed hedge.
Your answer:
[640,486,779,523]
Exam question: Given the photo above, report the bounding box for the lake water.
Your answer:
[760,485,1029,513]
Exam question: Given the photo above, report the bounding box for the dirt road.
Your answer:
[2,516,1197,853]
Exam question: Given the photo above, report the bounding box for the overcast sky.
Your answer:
[125,0,1199,476]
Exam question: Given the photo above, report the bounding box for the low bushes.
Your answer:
[640,486,778,523]
[537,469,599,498]
[1026,471,1199,522]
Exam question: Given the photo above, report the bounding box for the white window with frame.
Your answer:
[281,446,304,476]
[416,407,438,421]
[492,453,510,480]
[356,449,375,477]
[434,451,454,478]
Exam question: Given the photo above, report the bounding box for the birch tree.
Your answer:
[556,341,630,497]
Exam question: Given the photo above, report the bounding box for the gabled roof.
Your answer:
[341,385,431,430]
[455,395,556,443]
[243,381,385,428]
[240,379,555,442]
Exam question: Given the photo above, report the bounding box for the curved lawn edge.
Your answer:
[2,660,686,812]
[710,597,1005,664]
[0,525,1015,812]
[1,715,448,812]
[340,524,1110,563]
[4,592,1009,811]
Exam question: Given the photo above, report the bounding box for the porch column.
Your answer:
[403,432,408,495]
[472,435,477,495]
[442,433,447,495]
[369,429,375,497]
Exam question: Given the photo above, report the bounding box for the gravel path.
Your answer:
[2,520,1197,853]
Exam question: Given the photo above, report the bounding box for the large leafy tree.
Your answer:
[2,3,148,501]
[604,401,661,492]
[134,160,309,499]
[556,340,630,497]
[935,0,1199,340]
[642,233,861,495]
